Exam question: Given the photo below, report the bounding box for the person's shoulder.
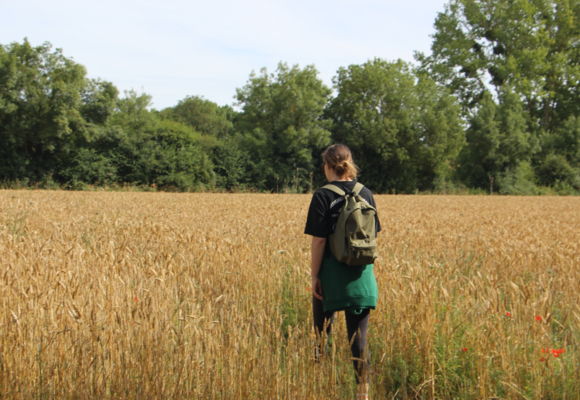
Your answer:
[313,186,331,195]
[356,182,374,194]
[308,186,336,212]
[311,186,335,201]
[358,183,378,204]
[316,183,344,194]
[360,185,374,196]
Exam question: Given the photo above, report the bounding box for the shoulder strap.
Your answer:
[323,183,364,196]
[353,182,364,195]
[322,184,346,196]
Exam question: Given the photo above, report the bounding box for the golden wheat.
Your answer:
[0,191,578,399]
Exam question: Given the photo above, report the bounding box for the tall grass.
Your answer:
[0,191,578,399]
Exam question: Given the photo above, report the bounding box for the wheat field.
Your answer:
[0,191,578,399]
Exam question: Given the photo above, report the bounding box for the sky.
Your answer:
[1,0,449,110]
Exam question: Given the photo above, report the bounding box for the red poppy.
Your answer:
[535,315,542,322]
[461,347,468,352]
[551,348,565,357]
[505,312,512,317]
[540,348,565,358]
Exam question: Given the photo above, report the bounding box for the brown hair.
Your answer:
[322,144,359,179]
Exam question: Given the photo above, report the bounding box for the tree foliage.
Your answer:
[235,62,332,191]
[0,41,216,190]
[0,40,88,181]
[327,59,464,193]
[160,96,234,138]
[1,0,578,197]
[419,0,578,121]
[418,0,579,192]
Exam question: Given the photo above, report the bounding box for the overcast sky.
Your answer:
[2,0,449,109]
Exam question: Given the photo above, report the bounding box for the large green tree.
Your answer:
[419,0,578,121]
[0,40,89,181]
[159,95,247,190]
[107,91,215,190]
[235,62,332,191]
[419,0,579,190]
[160,95,234,138]
[327,59,464,193]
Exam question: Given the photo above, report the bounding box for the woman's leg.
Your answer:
[345,308,370,384]
[312,296,334,360]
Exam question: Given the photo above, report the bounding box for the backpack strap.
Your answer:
[322,184,346,196]
[352,182,364,195]
[322,183,364,196]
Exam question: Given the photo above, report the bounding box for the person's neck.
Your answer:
[327,173,351,182]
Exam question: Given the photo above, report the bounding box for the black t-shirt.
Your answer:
[304,180,381,238]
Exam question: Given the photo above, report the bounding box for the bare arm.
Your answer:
[310,236,326,300]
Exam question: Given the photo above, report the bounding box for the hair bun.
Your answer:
[322,144,359,179]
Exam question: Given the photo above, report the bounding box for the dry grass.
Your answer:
[0,191,578,399]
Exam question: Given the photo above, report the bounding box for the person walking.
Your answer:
[304,144,380,400]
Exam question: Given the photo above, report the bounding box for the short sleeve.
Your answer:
[304,190,331,238]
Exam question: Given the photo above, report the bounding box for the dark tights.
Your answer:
[312,297,370,384]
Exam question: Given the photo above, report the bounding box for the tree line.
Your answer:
[1,0,577,194]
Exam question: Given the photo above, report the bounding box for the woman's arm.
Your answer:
[311,236,327,300]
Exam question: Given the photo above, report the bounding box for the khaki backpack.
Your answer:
[323,182,378,266]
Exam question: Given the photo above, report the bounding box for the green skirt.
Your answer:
[319,252,378,313]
